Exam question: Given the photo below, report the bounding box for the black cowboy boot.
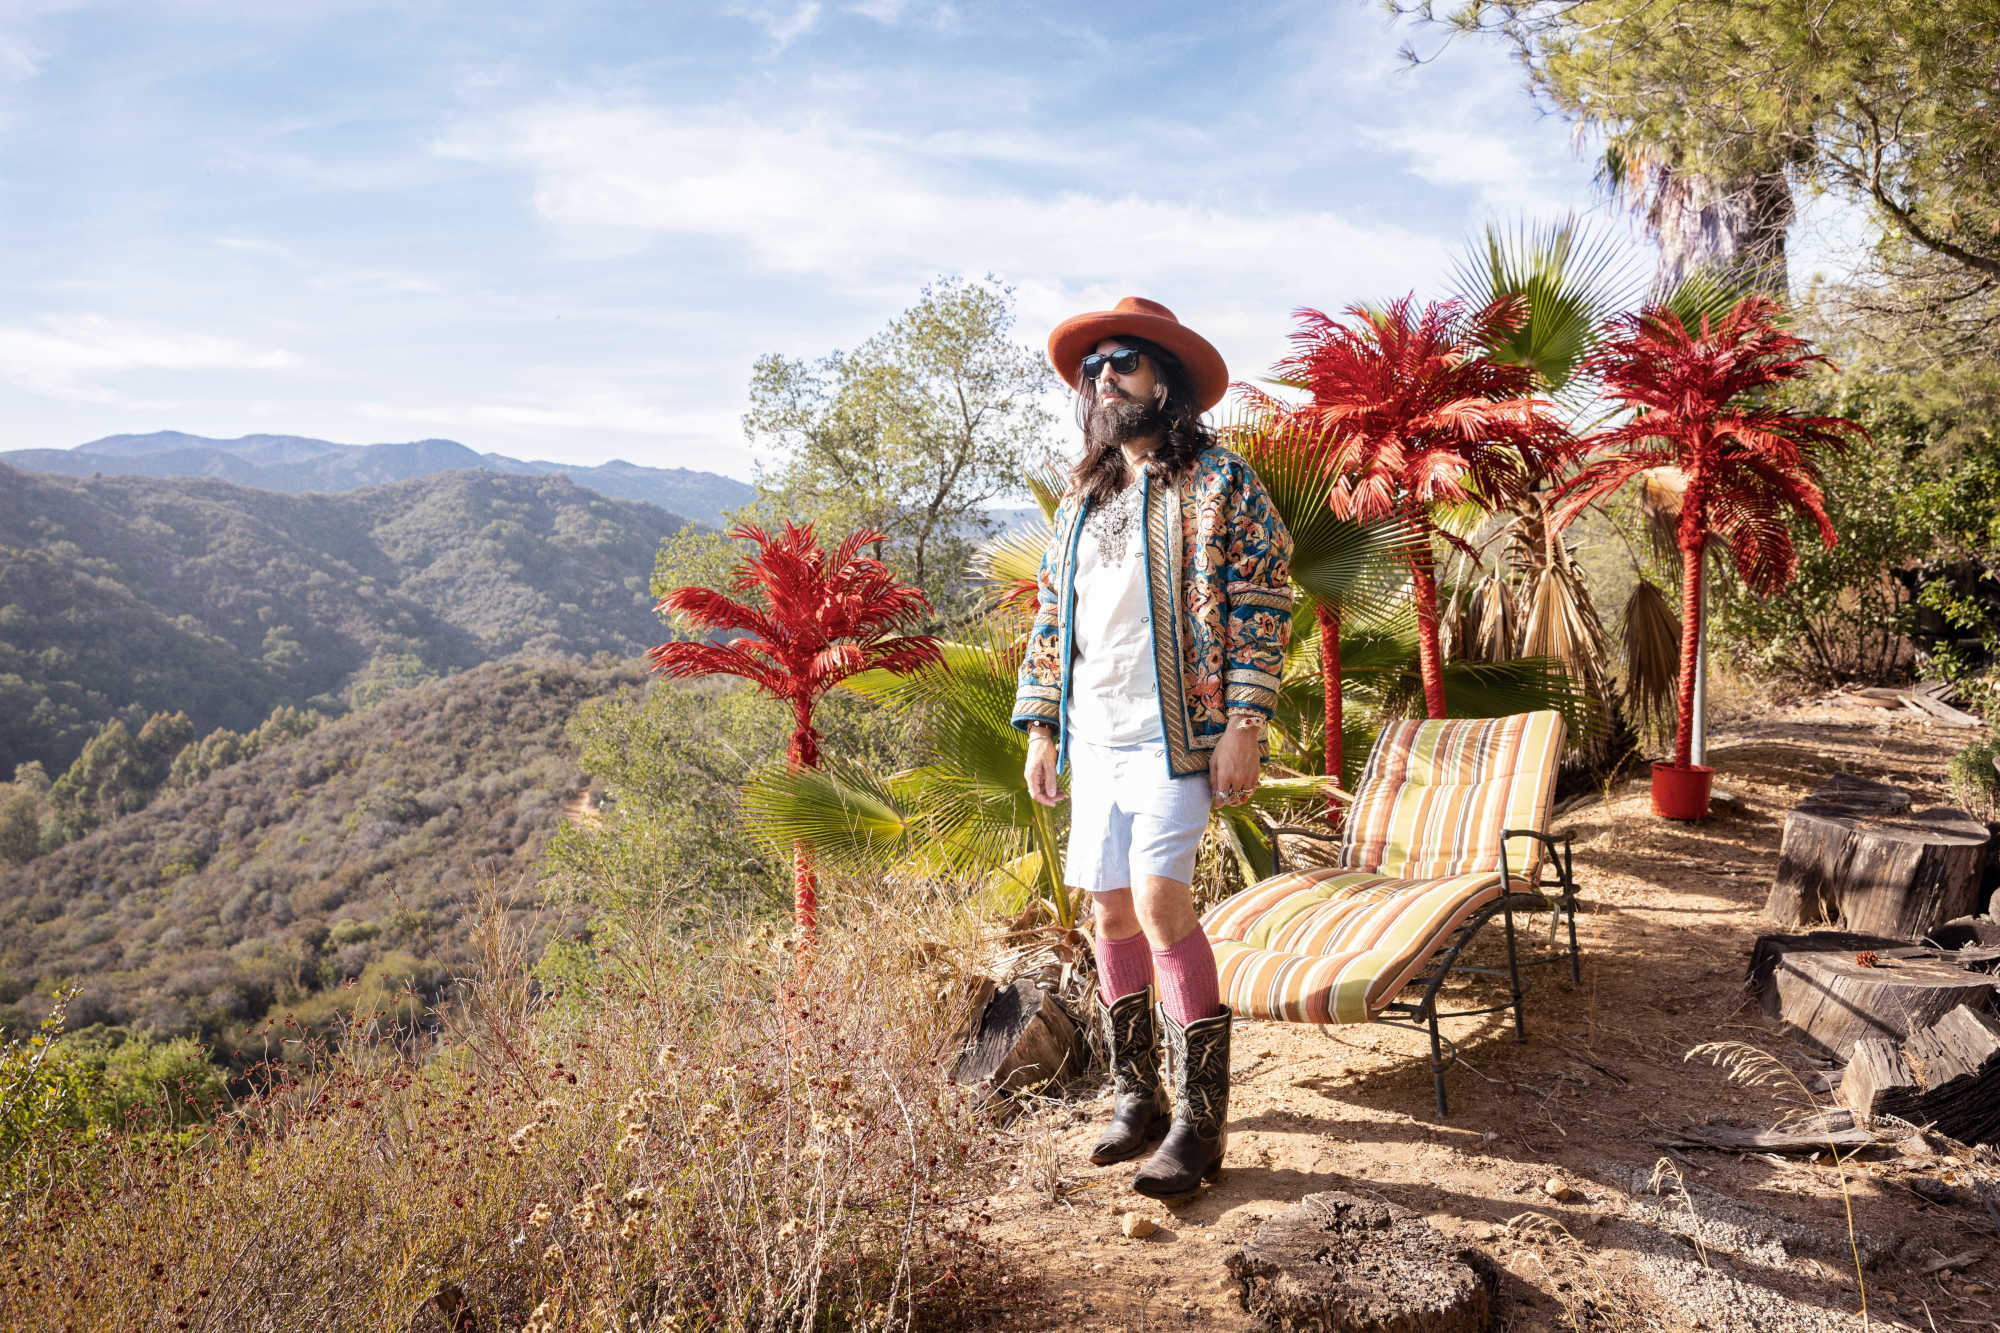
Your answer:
[1131,1003,1230,1199]
[1088,989,1170,1165]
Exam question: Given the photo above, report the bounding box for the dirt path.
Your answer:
[973,702,2000,1332]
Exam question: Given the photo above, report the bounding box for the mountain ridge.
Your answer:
[0,464,683,773]
[1,430,753,526]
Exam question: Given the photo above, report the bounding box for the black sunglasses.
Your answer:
[1079,347,1144,382]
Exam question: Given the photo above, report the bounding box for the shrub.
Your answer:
[1947,733,2000,820]
[0,894,1000,1329]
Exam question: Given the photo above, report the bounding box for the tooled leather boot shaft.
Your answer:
[1089,988,1169,1166]
[1131,1003,1230,1198]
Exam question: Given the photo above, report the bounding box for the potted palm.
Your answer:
[648,520,941,945]
[1552,295,1867,819]
[1248,295,1577,720]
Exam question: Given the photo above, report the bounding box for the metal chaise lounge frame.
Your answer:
[1200,710,1582,1117]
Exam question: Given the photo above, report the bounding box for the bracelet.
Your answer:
[1226,712,1266,733]
[1027,723,1056,739]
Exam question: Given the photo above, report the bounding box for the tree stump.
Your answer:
[1842,1004,2000,1145]
[1224,1192,1493,1333]
[1766,773,1991,938]
[949,976,1084,1093]
[1749,932,1999,1058]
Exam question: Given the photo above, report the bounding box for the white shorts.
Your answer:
[1062,736,1213,893]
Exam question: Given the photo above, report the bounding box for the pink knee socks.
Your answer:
[1152,928,1221,1025]
[1094,928,1154,1006]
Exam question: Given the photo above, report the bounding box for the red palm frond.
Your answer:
[1559,293,1869,768]
[650,518,943,729]
[649,517,943,946]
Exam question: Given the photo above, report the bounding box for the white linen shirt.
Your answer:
[1064,480,1164,746]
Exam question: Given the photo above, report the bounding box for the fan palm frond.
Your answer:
[739,758,913,872]
[967,519,1051,621]
[1519,555,1608,687]
[1024,457,1068,522]
[1469,571,1519,664]
[1621,577,1680,726]
[1449,214,1648,405]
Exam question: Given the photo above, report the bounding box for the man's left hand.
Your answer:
[1210,724,1262,807]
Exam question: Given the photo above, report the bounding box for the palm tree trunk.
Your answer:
[789,708,821,947]
[1316,601,1344,820]
[1411,555,1449,719]
[1674,537,1706,769]
[792,842,819,947]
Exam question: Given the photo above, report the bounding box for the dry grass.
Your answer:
[0,886,1005,1331]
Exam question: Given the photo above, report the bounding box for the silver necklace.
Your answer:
[1086,477,1143,563]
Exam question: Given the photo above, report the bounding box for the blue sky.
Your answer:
[0,1,1865,480]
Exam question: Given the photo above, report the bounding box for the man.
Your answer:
[1011,296,1293,1198]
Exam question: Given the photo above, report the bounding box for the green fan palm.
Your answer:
[1451,215,1649,414]
[1219,410,1414,808]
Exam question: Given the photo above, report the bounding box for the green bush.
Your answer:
[1947,733,2000,820]
[1710,382,2000,689]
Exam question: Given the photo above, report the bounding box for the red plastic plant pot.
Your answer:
[1651,761,1714,820]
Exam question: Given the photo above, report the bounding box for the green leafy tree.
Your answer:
[1402,0,2000,327]
[739,275,1055,610]
[47,712,191,840]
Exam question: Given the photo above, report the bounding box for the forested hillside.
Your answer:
[0,465,686,773]
[0,658,642,1054]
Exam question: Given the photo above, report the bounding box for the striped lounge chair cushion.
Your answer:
[1200,711,1568,1025]
[1340,711,1567,883]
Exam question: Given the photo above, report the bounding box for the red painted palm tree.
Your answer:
[649,520,941,943]
[1551,295,1867,775]
[1266,295,1575,718]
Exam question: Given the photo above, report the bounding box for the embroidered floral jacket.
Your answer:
[1011,444,1295,777]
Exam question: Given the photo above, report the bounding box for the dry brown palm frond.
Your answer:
[1469,571,1518,664]
[1440,582,1473,661]
[1621,576,1680,725]
[1637,466,1687,561]
[1519,555,1607,685]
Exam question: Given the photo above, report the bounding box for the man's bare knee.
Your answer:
[1091,887,1141,940]
[1132,876,1199,947]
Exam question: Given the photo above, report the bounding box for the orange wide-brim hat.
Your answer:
[1047,296,1230,412]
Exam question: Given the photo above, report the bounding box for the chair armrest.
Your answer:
[1501,827,1577,900]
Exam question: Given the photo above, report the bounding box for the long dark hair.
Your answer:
[1065,334,1215,509]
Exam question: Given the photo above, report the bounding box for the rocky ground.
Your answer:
[970,701,2000,1332]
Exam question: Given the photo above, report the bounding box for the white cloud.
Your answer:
[0,314,299,402]
[726,1,822,47]
[441,100,1442,296]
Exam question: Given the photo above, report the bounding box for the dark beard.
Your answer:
[1085,394,1165,449]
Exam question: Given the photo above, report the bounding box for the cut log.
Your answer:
[949,976,1084,1093]
[1224,1192,1493,1333]
[1749,932,1999,1058]
[1766,774,1991,938]
[1842,1004,2000,1145]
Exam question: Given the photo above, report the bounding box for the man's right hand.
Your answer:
[1025,733,1063,806]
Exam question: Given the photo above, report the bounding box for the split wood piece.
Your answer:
[1748,932,1999,1059]
[1766,773,1991,938]
[1842,1004,2000,1145]
[1655,1110,1879,1155]
[1903,692,1983,727]
[949,976,1085,1093]
[1224,1192,1493,1333]
[1929,915,2000,970]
